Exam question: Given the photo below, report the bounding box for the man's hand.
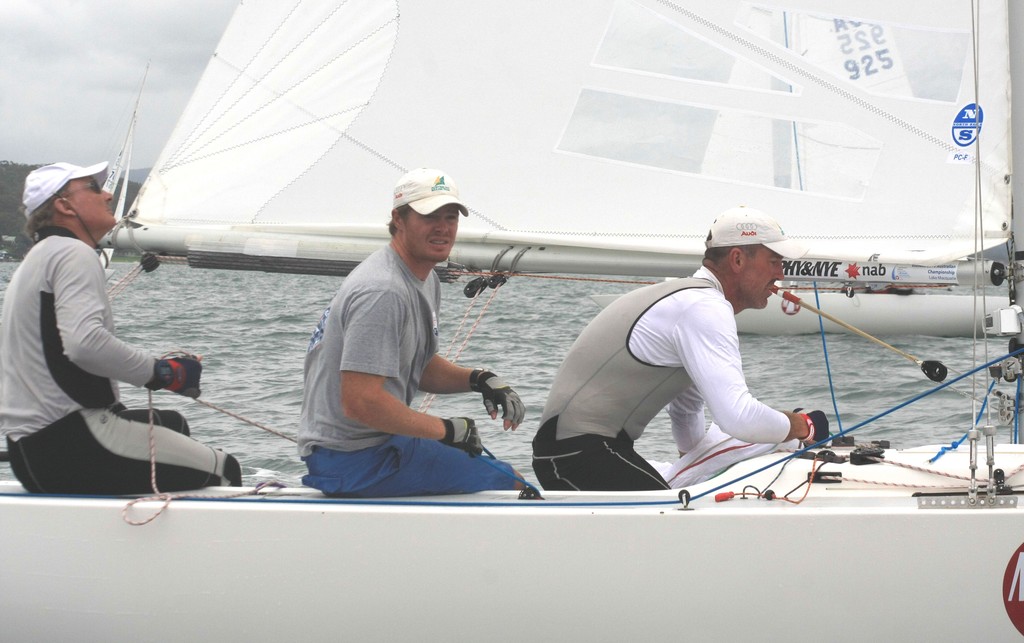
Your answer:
[146,356,202,398]
[470,369,525,429]
[441,417,482,455]
[795,408,830,444]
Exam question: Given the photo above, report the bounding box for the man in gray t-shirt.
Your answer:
[298,168,526,497]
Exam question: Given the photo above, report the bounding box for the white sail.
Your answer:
[113,0,1012,282]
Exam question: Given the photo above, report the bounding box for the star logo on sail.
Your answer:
[845,263,861,279]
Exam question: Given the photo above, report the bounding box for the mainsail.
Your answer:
[112,0,1012,284]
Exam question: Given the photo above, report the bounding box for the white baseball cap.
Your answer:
[705,206,807,259]
[393,168,468,216]
[23,161,109,216]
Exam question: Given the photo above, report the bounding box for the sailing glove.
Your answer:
[470,369,525,427]
[441,417,482,456]
[146,357,202,398]
[794,408,830,444]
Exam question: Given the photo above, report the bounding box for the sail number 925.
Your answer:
[834,20,893,80]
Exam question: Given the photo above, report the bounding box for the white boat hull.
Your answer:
[4,443,1024,640]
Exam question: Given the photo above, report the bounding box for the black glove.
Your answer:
[795,408,830,443]
[440,417,482,456]
[146,357,202,398]
[470,369,525,426]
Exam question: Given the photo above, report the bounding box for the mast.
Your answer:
[1009,0,1023,310]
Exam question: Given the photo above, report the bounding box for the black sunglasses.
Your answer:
[59,178,103,198]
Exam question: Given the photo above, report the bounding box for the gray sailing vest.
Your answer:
[540,278,713,441]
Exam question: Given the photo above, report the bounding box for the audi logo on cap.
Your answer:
[734,222,759,231]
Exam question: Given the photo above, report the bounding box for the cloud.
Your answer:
[0,0,237,168]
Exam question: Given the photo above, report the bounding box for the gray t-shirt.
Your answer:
[297,245,440,455]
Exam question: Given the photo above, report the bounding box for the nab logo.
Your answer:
[1004,543,1024,635]
[952,103,983,147]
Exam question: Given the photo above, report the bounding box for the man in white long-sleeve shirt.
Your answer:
[532,207,829,491]
[1,161,240,494]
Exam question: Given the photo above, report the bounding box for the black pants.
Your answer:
[7,406,241,494]
[531,417,669,491]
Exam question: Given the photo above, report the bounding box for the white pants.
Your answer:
[650,422,798,488]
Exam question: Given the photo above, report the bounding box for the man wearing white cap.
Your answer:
[533,207,831,491]
[298,168,527,496]
[1,162,241,494]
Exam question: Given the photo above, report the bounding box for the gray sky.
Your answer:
[0,0,237,170]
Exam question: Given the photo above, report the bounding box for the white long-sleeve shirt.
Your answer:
[629,267,789,450]
[540,267,788,447]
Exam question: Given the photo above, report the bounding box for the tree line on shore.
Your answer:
[0,161,141,259]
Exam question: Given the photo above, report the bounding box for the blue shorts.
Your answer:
[302,434,519,497]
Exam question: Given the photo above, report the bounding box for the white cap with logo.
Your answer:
[705,206,807,259]
[393,168,468,216]
[22,161,109,217]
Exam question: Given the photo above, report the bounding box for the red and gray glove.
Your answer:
[146,357,202,398]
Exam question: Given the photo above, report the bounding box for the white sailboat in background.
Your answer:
[97,65,148,279]
[5,1,1024,640]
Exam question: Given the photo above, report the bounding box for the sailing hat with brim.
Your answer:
[705,206,807,259]
[393,168,468,216]
[22,161,109,217]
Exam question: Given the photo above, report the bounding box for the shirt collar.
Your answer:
[35,226,79,242]
[692,265,724,294]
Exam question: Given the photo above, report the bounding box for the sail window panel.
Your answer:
[559,89,879,199]
[738,3,969,103]
[596,0,796,92]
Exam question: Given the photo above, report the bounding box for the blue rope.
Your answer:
[927,378,997,463]
[478,445,543,497]
[687,348,1024,503]
[812,282,844,432]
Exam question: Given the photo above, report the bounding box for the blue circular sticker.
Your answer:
[952,103,983,147]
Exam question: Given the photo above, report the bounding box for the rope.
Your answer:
[121,387,176,526]
[842,448,1024,489]
[419,274,507,413]
[929,378,998,462]
[193,398,297,443]
[687,349,1024,504]
[120,348,297,526]
[106,255,188,299]
[123,481,289,526]
[478,446,543,498]
[106,262,144,299]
